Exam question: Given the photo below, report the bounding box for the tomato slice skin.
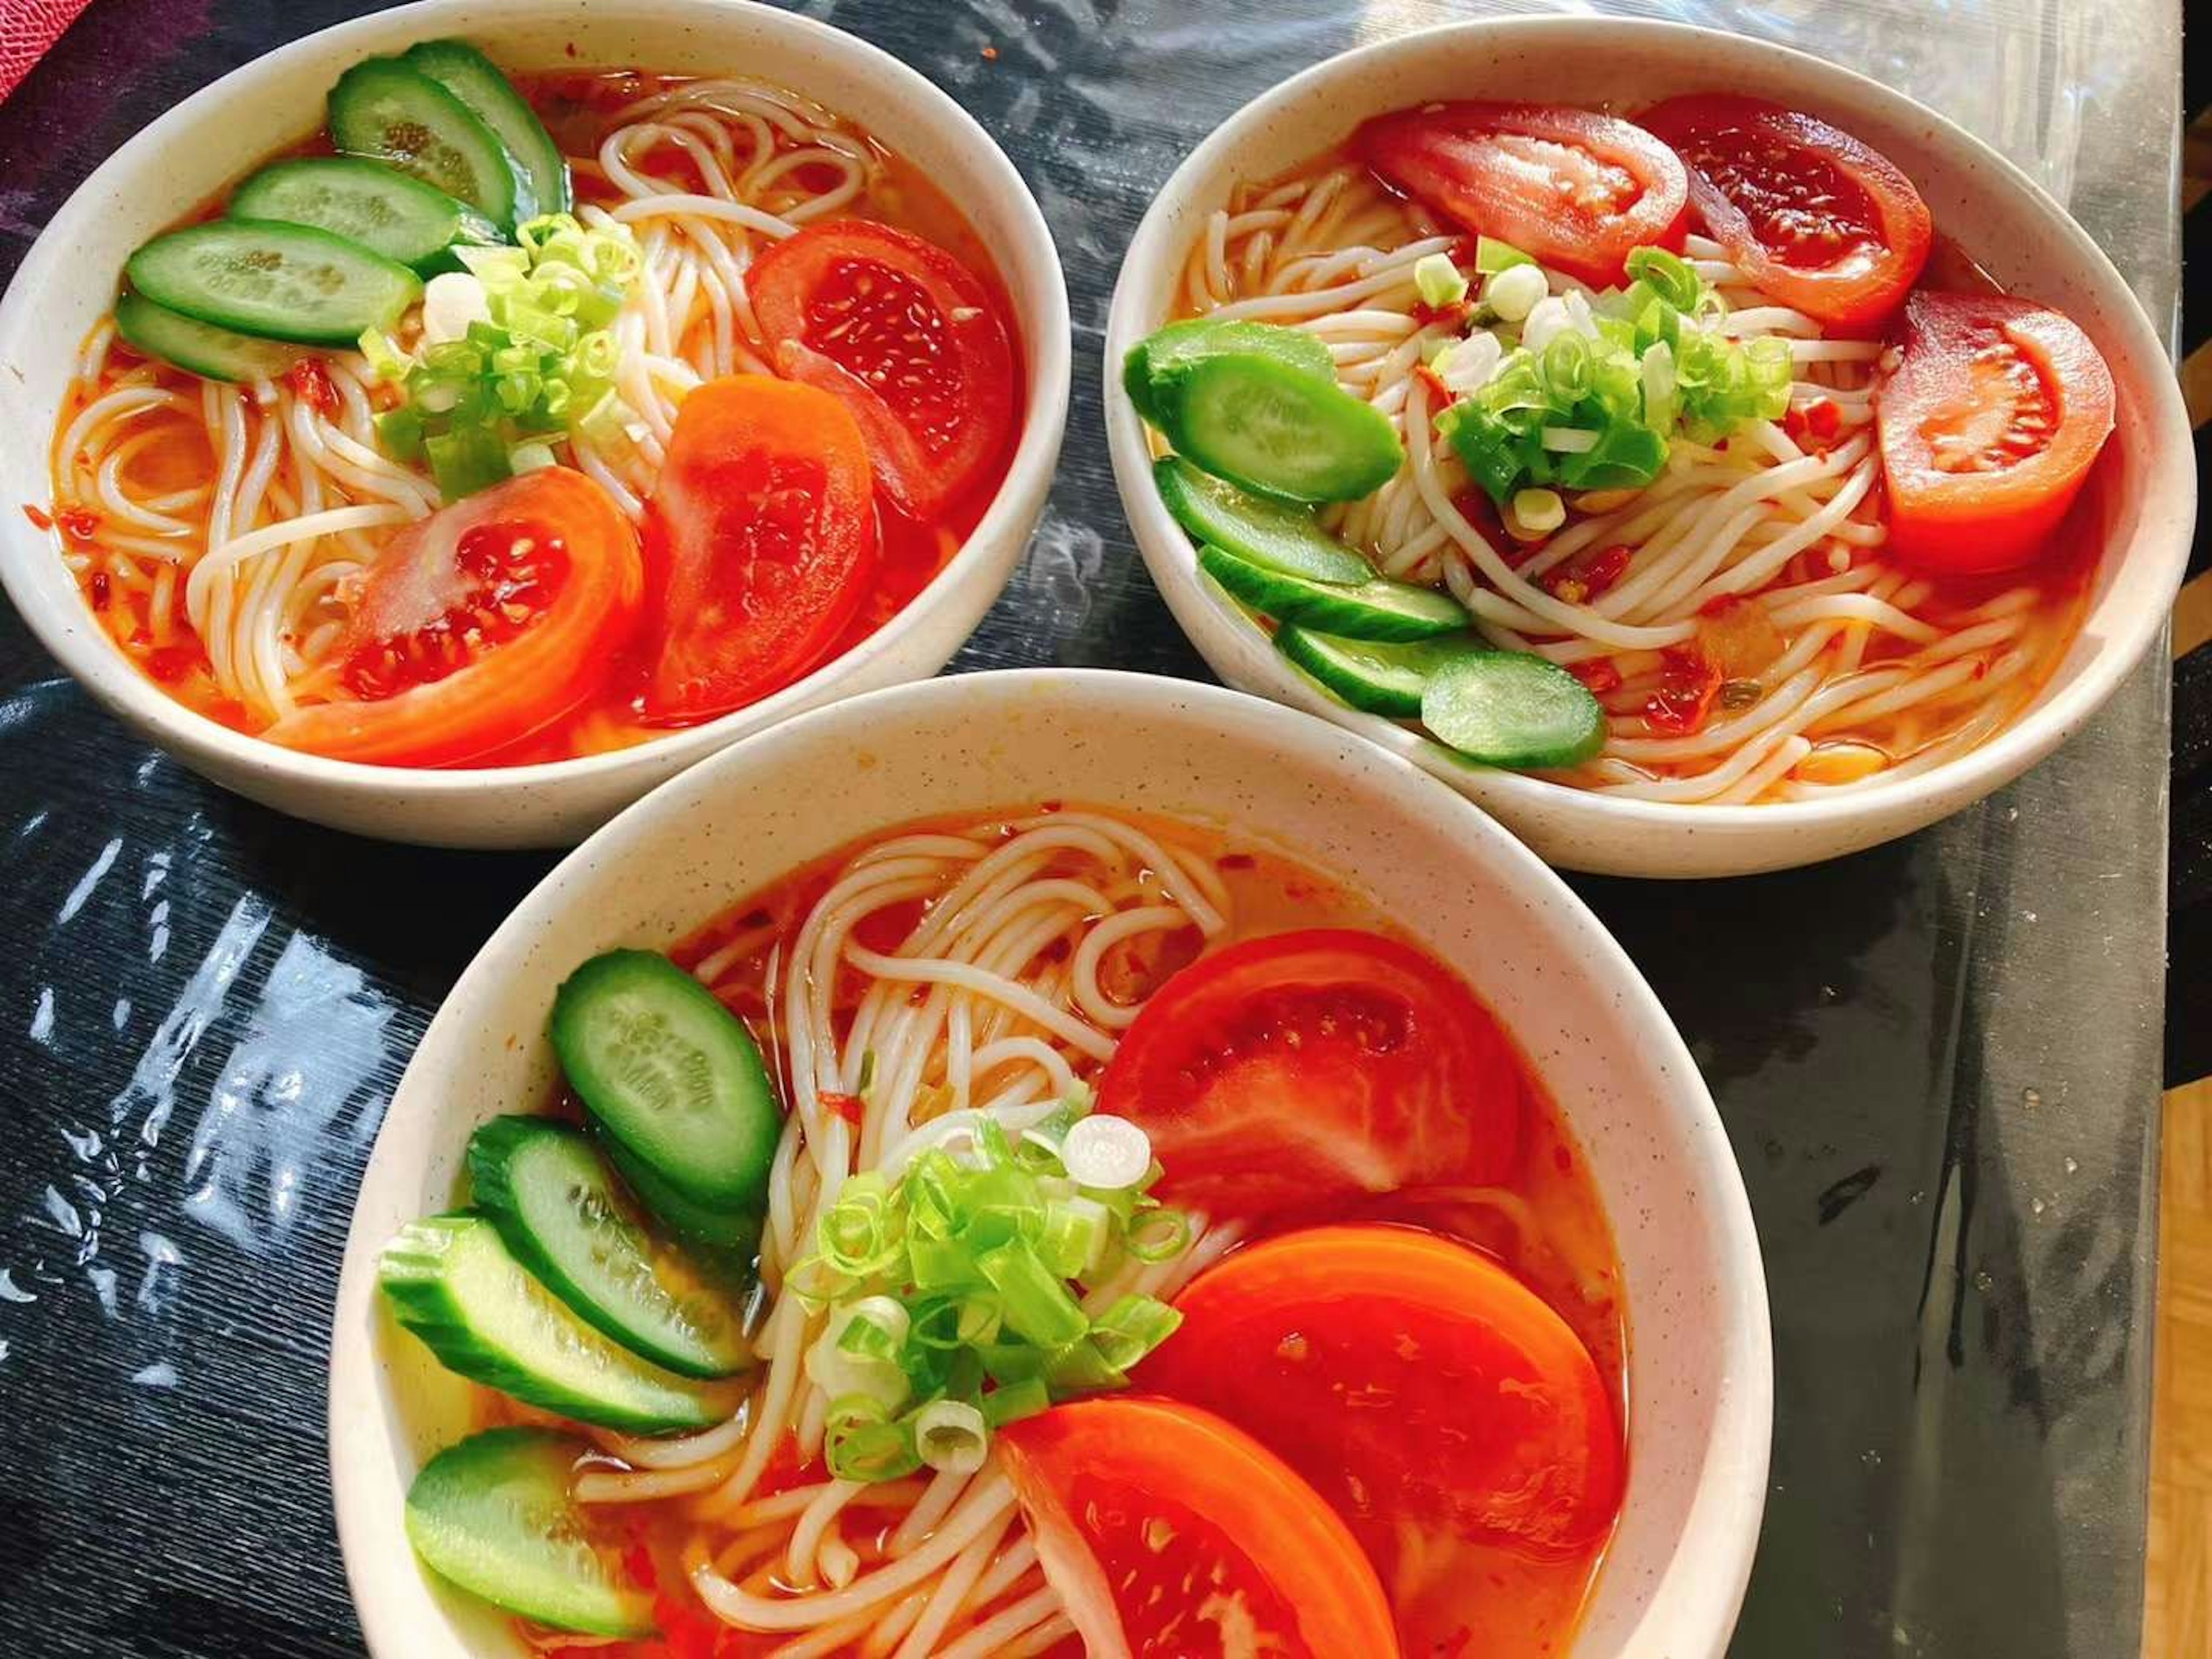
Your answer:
[1875,290,2115,574]
[1639,94,1931,330]
[1141,1226,1623,1563]
[1097,929,1526,1221]
[997,1397,1402,1659]
[1354,102,1688,288]
[642,374,877,723]
[264,467,642,767]
[748,219,1016,521]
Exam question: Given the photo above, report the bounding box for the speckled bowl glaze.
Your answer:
[1105,16,2192,879]
[328,669,1770,1658]
[0,0,1070,850]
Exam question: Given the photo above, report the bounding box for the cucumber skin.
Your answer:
[1153,455,1372,586]
[404,39,572,218]
[125,220,423,346]
[113,291,301,383]
[468,1115,748,1380]
[1200,543,1471,642]
[1126,319,1335,426]
[1278,625,1484,718]
[328,58,521,229]
[595,1123,764,1290]
[550,949,783,1213]
[1162,353,1403,505]
[379,1212,726,1434]
[230,157,499,271]
[404,1427,656,1638]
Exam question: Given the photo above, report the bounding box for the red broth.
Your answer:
[48,70,1022,764]
[483,809,1628,1658]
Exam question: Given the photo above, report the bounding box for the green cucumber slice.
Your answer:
[1421,650,1609,768]
[550,950,783,1213]
[112,291,302,383]
[1154,456,1370,585]
[1125,319,1335,426]
[1277,626,1486,717]
[1158,352,1402,504]
[596,1126,764,1287]
[328,58,521,229]
[404,39,571,218]
[378,1212,730,1433]
[404,1428,655,1637]
[125,220,422,346]
[469,1117,748,1380]
[230,157,501,271]
[1199,543,1470,642]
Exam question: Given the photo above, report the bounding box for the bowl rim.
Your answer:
[1103,12,2194,863]
[326,665,1774,1659]
[0,0,1072,806]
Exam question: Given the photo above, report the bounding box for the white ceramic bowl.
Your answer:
[0,0,1070,850]
[1105,16,2193,878]
[327,668,1771,1658]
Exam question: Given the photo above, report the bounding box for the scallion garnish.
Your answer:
[794,1105,1189,1482]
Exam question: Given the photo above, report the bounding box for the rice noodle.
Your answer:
[1171,164,2086,804]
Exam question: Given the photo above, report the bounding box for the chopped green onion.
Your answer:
[981,1377,1051,1427]
[423,426,509,498]
[1513,487,1567,534]
[912,1400,990,1474]
[1089,1295,1184,1372]
[1475,236,1536,275]
[1625,246,1703,313]
[1125,1206,1191,1264]
[1484,262,1548,325]
[825,1395,921,1483]
[1414,252,1469,308]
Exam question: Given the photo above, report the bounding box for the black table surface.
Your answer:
[0,1,2180,1655]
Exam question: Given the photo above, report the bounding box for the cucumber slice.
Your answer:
[1158,351,1403,504]
[405,1428,655,1638]
[404,39,571,218]
[1199,543,1470,642]
[596,1126,763,1287]
[550,950,783,1213]
[113,291,302,383]
[378,1212,729,1433]
[125,220,422,346]
[1421,650,1609,768]
[1125,319,1334,426]
[469,1118,749,1380]
[230,157,501,271]
[1277,626,1486,718]
[1153,456,1369,585]
[328,58,520,229]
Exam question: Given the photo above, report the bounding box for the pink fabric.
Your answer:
[0,0,94,103]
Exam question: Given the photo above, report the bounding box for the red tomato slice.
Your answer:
[1354,103,1688,287]
[1096,929,1526,1221]
[641,374,877,723]
[1639,95,1931,330]
[997,1397,1401,1659]
[748,220,1016,521]
[264,467,641,766]
[1874,290,2116,574]
[1142,1225,1623,1552]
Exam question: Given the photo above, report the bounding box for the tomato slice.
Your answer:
[641,374,877,723]
[264,468,641,766]
[1638,95,1931,330]
[1138,1226,1623,1654]
[1874,290,2116,574]
[748,220,1016,521]
[1354,103,1688,288]
[1096,929,1526,1221]
[997,1397,1401,1658]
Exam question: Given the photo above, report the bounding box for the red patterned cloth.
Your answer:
[0,0,93,103]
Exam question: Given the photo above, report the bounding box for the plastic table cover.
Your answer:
[0,1,2180,1653]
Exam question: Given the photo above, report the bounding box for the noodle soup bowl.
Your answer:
[1105,16,2192,877]
[329,669,1771,1658]
[0,0,1070,849]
